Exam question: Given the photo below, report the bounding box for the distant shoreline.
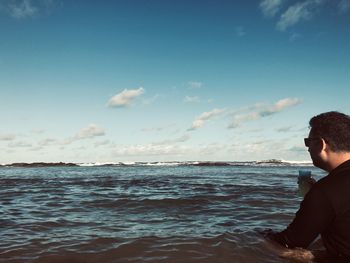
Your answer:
[0,159,313,168]
[0,162,79,167]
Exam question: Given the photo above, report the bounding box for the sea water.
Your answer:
[0,163,328,263]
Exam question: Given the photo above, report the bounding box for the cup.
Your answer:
[298,170,311,177]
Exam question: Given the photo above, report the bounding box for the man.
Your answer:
[266,111,350,260]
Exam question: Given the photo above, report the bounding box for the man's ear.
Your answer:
[321,138,328,152]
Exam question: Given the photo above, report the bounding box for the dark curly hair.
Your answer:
[309,111,350,152]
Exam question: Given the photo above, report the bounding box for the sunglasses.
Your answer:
[304,137,320,147]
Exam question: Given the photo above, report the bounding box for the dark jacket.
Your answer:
[272,159,350,259]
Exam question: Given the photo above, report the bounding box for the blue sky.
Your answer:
[0,0,349,163]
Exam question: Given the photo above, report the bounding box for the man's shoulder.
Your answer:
[318,161,350,185]
[312,161,350,201]
[333,159,350,175]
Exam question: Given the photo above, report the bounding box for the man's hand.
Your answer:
[298,176,316,197]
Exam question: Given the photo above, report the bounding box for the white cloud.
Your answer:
[142,127,165,132]
[227,139,302,161]
[74,124,105,140]
[8,0,37,19]
[289,146,307,152]
[276,126,293,132]
[189,108,226,131]
[107,142,232,160]
[61,126,105,144]
[272,97,302,111]
[260,0,284,17]
[38,138,57,146]
[107,87,145,108]
[276,0,324,31]
[198,143,228,156]
[245,141,285,155]
[188,81,203,89]
[31,129,45,134]
[112,144,190,157]
[141,123,176,133]
[228,98,302,128]
[152,134,191,145]
[94,140,111,147]
[260,0,347,32]
[184,96,200,103]
[0,0,58,19]
[338,0,350,13]
[34,124,106,148]
[8,141,32,148]
[29,146,44,152]
[0,134,16,141]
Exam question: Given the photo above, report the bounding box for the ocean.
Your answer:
[1,161,330,263]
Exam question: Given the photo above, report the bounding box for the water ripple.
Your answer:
[1,165,329,263]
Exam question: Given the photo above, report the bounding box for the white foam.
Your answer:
[281,159,313,165]
[143,162,182,166]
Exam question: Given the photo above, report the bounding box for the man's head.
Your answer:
[306,111,350,171]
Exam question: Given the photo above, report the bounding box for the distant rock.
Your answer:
[6,162,78,167]
[256,159,284,164]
